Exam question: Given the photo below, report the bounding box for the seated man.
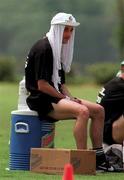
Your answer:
[25,12,113,171]
[97,72,124,145]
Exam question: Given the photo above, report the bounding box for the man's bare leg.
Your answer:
[48,98,105,149]
[112,115,124,144]
[48,98,113,171]
[48,98,89,149]
[77,99,105,149]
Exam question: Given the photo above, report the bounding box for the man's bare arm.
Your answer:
[38,79,66,99]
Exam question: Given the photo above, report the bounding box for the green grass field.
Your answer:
[0,83,123,179]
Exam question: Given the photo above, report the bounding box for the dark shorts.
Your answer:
[103,121,116,145]
[26,93,60,123]
[99,101,124,145]
[103,113,123,145]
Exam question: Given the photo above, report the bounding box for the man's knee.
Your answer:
[97,104,104,113]
[95,104,105,119]
[76,106,89,119]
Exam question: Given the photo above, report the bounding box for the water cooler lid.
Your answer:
[11,110,38,116]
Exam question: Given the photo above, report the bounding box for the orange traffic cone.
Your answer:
[62,163,74,180]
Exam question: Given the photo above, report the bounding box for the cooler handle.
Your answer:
[15,122,29,133]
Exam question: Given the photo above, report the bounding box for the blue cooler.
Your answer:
[9,110,55,170]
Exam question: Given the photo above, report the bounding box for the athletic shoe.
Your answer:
[96,160,114,172]
[96,153,114,172]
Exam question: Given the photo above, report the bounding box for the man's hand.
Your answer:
[72,97,82,104]
[65,96,82,104]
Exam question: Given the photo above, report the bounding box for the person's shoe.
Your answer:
[96,160,114,172]
[96,152,114,172]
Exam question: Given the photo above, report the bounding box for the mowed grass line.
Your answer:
[0,83,123,180]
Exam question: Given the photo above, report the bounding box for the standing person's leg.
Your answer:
[48,98,90,149]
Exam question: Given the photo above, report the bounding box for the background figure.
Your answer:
[97,72,124,145]
[25,12,113,172]
[116,60,124,77]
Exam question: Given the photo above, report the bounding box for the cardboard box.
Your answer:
[30,148,96,175]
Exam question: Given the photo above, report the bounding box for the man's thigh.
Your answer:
[112,115,124,143]
[79,99,103,117]
[48,98,86,120]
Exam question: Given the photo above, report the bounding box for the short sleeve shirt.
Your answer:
[25,37,65,117]
[25,37,65,92]
[97,77,124,144]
